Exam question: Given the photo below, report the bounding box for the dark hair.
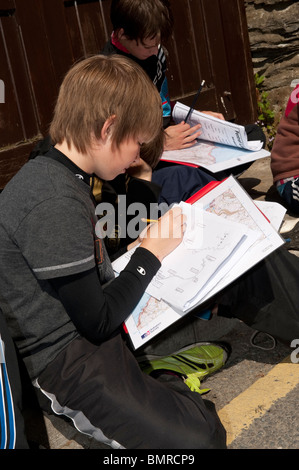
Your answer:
[110,0,173,42]
[140,129,165,169]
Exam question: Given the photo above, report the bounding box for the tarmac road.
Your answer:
[209,156,299,450]
[204,320,299,449]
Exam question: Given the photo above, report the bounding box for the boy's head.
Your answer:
[111,0,173,57]
[50,54,163,159]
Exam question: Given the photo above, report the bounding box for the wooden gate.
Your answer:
[0,0,257,189]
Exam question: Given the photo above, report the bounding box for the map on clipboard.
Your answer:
[113,176,284,349]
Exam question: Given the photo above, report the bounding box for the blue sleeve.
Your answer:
[160,77,171,118]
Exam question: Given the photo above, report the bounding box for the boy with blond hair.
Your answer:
[0,54,228,449]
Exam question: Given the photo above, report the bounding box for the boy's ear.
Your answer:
[116,28,125,40]
[101,115,116,142]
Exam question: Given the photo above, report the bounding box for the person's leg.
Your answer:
[35,334,226,449]
[278,179,299,215]
[152,165,216,205]
[215,246,299,346]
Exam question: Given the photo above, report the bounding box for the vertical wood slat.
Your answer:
[40,0,75,89]
[0,7,38,146]
[64,0,112,60]
[167,0,202,96]
[199,0,236,119]
[165,0,236,119]
[0,14,24,146]
[13,0,59,134]
[165,0,208,101]
[0,143,34,189]
[0,0,14,9]
[218,0,257,124]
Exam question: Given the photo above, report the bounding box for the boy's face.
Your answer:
[90,135,144,181]
[119,33,160,60]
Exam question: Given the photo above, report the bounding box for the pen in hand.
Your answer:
[184,80,205,123]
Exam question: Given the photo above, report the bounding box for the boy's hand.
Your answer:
[126,158,152,182]
[164,110,225,151]
[164,121,202,150]
[140,206,186,262]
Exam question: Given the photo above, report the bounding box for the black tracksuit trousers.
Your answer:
[35,246,299,449]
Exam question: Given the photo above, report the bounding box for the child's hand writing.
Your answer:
[140,206,186,262]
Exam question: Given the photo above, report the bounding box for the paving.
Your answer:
[23,156,299,451]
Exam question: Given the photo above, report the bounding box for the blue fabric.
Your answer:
[152,165,216,205]
[0,310,28,449]
[0,336,16,449]
[193,309,212,321]
[160,77,171,118]
[276,182,286,196]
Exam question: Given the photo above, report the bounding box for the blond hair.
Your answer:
[50,54,162,154]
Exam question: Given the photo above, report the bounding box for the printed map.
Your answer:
[161,141,269,173]
[121,176,284,349]
[202,188,262,234]
[131,294,169,331]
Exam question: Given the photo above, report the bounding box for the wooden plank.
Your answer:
[168,0,201,95]
[0,140,39,189]
[0,12,38,140]
[99,0,112,36]
[181,0,219,112]
[63,0,111,59]
[198,0,236,120]
[0,17,24,146]
[0,0,15,10]
[165,0,235,118]
[218,0,257,124]
[0,10,39,148]
[165,0,214,110]
[63,1,85,59]
[40,0,75,88]
[14,0,58,134]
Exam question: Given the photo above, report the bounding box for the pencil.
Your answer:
[184,79,205,123]
[141,218,158,223]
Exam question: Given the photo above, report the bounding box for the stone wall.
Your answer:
[244,0,299,116]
